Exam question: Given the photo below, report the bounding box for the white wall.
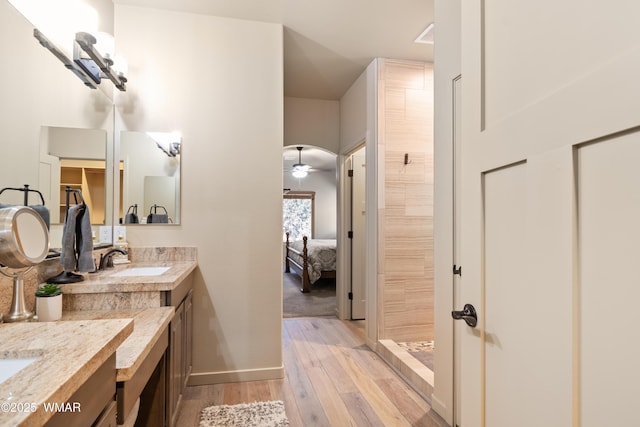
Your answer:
[284,97,339,154]
[339,71,367,153]
[115,5,284,383]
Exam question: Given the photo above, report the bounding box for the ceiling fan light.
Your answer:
[292,169,308,178]
[291,146,310,178]
[293,163,310,172]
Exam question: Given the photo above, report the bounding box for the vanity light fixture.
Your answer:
[147,132,182,157]
[74,31,127,91]
[292,146,311,179]
[33,30,128,91]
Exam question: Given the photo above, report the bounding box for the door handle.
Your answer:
[451,304,477,327]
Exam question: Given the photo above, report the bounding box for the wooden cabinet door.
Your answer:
[168,302,184,427]
[183,290,193,389]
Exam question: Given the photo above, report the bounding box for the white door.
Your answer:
[350,147,366,319]
[457,2,640,426]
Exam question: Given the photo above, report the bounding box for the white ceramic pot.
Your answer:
[36,294,62,322]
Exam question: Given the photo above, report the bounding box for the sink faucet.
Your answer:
[98,248,128,270]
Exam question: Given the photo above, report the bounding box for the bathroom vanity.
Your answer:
[59,248,197,426]
[0,247,197,426]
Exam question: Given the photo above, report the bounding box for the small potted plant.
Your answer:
[35,283,63,322]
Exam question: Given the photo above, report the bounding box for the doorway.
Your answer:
[282,145,338,318]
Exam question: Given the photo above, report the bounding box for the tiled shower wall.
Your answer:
[377,59,434,342]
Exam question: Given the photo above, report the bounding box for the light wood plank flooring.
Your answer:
[177,317,448,426]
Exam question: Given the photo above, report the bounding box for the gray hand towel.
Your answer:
[60,204,82,272]
[60,204,95,272]
[75,205,95,272]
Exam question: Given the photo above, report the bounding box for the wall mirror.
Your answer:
[120,131,181,225]
[39,126,109,225]
[1,0,116,251]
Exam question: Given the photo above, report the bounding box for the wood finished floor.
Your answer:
[176,317,448,426]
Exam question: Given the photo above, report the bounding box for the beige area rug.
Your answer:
[199,400,289,427]
[282,271,336,318]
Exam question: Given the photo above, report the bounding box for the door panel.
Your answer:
[577,134,640,426]
[481,155,573,427]
[483,163,528,427]
[483,1,640,127]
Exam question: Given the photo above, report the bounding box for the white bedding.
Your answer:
[288,238,336,284]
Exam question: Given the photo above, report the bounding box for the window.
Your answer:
[283,191,315,242]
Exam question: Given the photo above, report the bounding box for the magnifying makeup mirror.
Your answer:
[0,206,50,322]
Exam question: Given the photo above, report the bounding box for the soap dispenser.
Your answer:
[113,233,129,263]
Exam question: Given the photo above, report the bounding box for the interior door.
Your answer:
[350,147,366,319]
[457,2,640,426]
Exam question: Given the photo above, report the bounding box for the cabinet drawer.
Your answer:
[45,353,116,427]
[94,401,117,427]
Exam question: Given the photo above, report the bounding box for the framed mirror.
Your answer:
[120,131,181,225]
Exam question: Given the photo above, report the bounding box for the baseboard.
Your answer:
[430,394,451,426]
[187,366,285,386]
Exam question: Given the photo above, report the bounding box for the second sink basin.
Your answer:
[111,267,171,277]
[0,357,39,384]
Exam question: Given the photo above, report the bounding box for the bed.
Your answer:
[285,232,337,293]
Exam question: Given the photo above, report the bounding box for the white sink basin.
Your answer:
[0,357,39,384]
[111,266,171,277]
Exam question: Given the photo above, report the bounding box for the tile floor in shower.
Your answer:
[396,341,434,371]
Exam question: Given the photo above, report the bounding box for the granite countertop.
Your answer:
[59,261,197,294]
[0,319,133,426]
[62,307,175,382]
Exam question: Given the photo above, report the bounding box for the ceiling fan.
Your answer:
[291,146,311,178]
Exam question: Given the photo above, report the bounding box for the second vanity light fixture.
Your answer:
[26,1,128,91]
[147,132,182,158]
